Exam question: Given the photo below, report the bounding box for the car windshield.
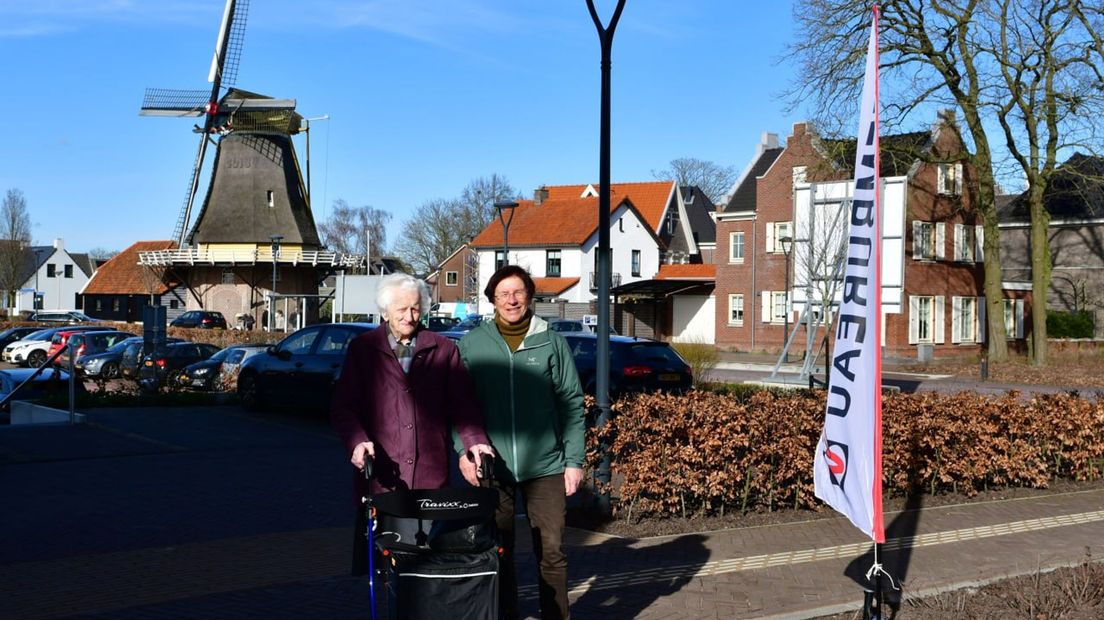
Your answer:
[24,329,52,341]
[71,312,94,321]
[208,348,233,362]
[105,340,134,354]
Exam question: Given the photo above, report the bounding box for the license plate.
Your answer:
[659,373,682,382]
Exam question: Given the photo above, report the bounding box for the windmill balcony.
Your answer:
[588,271,622,291]
[138,248,364,268]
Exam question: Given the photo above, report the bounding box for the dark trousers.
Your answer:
[494,473,569,620]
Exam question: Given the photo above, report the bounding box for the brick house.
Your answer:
[426,243,478,308]
[715,114,1026,359]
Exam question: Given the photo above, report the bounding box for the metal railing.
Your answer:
[138,248,364,268]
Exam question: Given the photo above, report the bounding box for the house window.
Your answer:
[915,296,933,343]
[113,299,121,312]
[546,250,562,277]
[170,299,179,309]
[728,294,744,325]
[1003,299,1015,336]
[64,264,73,278]
[953,296,977,343]
[266,190,275,208]
[95,299,103,312]
[729,232,745,263]
[47,264,56,278]
[954,224,976,262]
[792,166,807,185]
[937,163,963,196]
[495,251,506,271]
[913,222,934,260]
[445,271,459,286]
[631,250,641,277]
[771,291,789,323]
[222,269,235,284]
[666,210,678,235]
[767,221,793,254]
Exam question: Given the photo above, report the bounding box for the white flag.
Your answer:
[813,7,885,544]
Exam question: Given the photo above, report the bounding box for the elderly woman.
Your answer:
[330,273,493,573]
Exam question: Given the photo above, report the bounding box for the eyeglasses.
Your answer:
[494,290,528,302]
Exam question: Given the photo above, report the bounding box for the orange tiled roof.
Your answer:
[470,181,675,249]
[655,264,716,280]
[533,277,580,296]
[82,241,178,295]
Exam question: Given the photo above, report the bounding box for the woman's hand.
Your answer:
[350,441,375,469]
[459,444,495,486]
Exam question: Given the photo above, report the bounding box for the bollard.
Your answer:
[980,354,989,381]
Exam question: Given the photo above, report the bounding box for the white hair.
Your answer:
[376,273,431,316]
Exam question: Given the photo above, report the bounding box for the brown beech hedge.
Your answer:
[584,389,1104,520]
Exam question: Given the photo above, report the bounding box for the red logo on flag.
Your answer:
[824,440,849,488]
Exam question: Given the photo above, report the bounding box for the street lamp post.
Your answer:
[269,234,283,332]
[495,201,518,268]
[303,115,330,206]
[780,235,793,361]
[32,249,43,311]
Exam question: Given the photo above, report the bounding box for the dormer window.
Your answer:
[937,163,963,196]
[266,190,275,208]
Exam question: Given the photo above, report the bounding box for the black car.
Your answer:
[176,344,267,392]
[0,327,42,352]
[424,316,459,332]
[75,336,143,379]
[137,342,222,393]
[561,333,692,397]
[170,310,228,329]
[120,338,187,380]
[237,322,377,411]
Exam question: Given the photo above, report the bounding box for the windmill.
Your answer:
[140,0,316,249]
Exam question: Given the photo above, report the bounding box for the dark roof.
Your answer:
[681,186,717,244]
[1000,153,1104,222]
[725,147,783,213]
[820,131,932,177]
[188,132,321,247]
[68,253,95,278]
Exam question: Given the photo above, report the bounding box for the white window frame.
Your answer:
[912,221,934,261]
[770,291,789,323]
[1002,298,1025,339]
[954,224,977,262]
[546,249,562,277]
[792,166,807,185]
[909,295,945,344]
[445,271,459,286]
[937,162,964,196]
[630,249,641,277]
[765,221,793,254]
[951,296,984,344]
[729,232,745,263]
[728,294,744,325]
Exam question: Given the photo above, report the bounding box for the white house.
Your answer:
[9,239,94,314]
[469,182,682,316]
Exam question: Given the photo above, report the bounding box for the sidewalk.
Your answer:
[2,407,1101,619]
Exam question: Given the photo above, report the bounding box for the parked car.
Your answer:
[56,331,134,369]
[177,344,267,391]
[561,333,692,397]
[6,326,115,367]
[137,342,223,393]
[0,327,43,352]
[449,316,484,333]
[0,367,85,420]
[237,322,377,411]
[75,336,143,379]
[119,338,187,380]
[170,310,228,329]
[28,310,99,324]
[424,315,459,332]
[546,318,587,333]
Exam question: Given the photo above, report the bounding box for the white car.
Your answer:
[3,328,55,366]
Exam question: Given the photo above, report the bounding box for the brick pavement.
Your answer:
[2,406,1102,619]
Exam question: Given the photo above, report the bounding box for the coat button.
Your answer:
[405,423,413,430]
[406,458,414,465]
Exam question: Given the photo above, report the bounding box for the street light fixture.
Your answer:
[494,201,518,268]
[780,235,793,361]
[269,234,283,331]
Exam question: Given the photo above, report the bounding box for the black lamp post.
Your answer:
[587,0,626,516]
[32,248,43,310]
[269,234,283,331]
[495,201,518,267]
[780,235,793,360]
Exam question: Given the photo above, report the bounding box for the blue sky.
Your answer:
[0,1,806,254]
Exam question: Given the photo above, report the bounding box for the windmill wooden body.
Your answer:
[137,0,359,330]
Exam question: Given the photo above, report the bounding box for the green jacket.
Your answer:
[458,316,586,483]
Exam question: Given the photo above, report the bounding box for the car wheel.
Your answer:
[167,370,183,388]
[238,373,264,411]
[27,350,46,368]
[102,362,119,379]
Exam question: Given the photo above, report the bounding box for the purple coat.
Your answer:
[330,326,488,495]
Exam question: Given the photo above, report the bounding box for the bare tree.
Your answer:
[651,158,737,204]
[0,189,33,309]
[982,0,1104,364]
[398,175,517,276]
[788,0,1011,361]
[318,200,393,269]
[86,247,120,261]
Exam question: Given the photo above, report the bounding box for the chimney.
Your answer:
[534,185,549,206]
[792,122,807,138]
[53,238,64,251]
[762,132,780,149]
